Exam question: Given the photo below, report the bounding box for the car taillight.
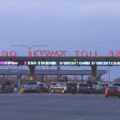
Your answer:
[105,88,108,94]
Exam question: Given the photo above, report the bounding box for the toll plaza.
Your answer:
[0,56,120,90]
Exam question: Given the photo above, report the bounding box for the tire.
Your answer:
[24,90,27,93]
[72,91,76,94]
[105,95,108,98]
[61,89,65,94]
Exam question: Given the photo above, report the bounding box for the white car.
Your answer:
[50,82,67,94]
[50,82,57,91]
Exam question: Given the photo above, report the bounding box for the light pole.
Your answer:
[68,48,72,56]
[11,44,48,82]
[65,47,74,56]
[11,45,48,51]
[108,66,110,84]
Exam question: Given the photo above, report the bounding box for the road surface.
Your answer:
[0,94,119,120]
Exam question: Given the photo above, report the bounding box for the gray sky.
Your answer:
[0,0,120,52]
[0,0,120,80]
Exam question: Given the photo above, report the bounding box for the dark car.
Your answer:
[39,83,49,93]
[67,83,77,94]
[1,81,14,93]
[105,86,120,97]
[77,83,91,93]
[88,81,104,93]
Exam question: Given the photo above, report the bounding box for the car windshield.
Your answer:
[113,84,120,86]
[57,83,66,86]
[108,87,118,90]
[79,84,88,87]
[52,83,57,85]
[67,83,76,87]
[40,83,47,87]
[40,84,44,87]
[101,84,108,87]
[92,82,99,85]
[27,81,37,85]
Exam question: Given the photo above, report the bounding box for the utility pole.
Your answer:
[108,66,110,84]
[11,44,48,81]
[11,45,48,51]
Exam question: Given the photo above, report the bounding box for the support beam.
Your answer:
[28,65,36,80]
[91,65,97,77]
[57,62,61,81]
[17,74,21,90]
[43,75,46,81]
[81,75,84,82]
[2,74,5,79]
[98,75,101,81]
[42,75,46,82]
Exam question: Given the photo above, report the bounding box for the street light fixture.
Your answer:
[11,45,48,51]
[11,44,48,81]
[65,47,75,56]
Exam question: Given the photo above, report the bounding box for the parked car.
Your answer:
[77,83,91,93]
[92,84,103,93]
[39,83,49,93]
[105,86,120,97]
[50,82,57,91]
[7,85,14,93]
[113,82,120,86]
[50,82,67,94]
[67,83,77,94]
[1,81,14,93]
[24,81,41,93]
[88,81,104,93]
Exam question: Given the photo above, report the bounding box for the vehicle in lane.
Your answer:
[77,83,91,93]
[105,86,120,97]
[24,81,41,93]
[113,82,120,87]
[1,81,14,93]
[39,83,49,93]
[92,84,103,93]
[67,83,77,94]
[88,81,106,93]
[50,82,57,91]
[50,82,67,94]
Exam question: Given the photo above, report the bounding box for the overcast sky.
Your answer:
[0,0,120,80]
[0,0,120,52]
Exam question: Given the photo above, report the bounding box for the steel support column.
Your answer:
[17,74,21,90]
[91,65,97,77]
[57,62,61,81]
[81,75,84,82]
[28,65,36,80]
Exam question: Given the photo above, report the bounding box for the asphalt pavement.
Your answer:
[0,93,120,120]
